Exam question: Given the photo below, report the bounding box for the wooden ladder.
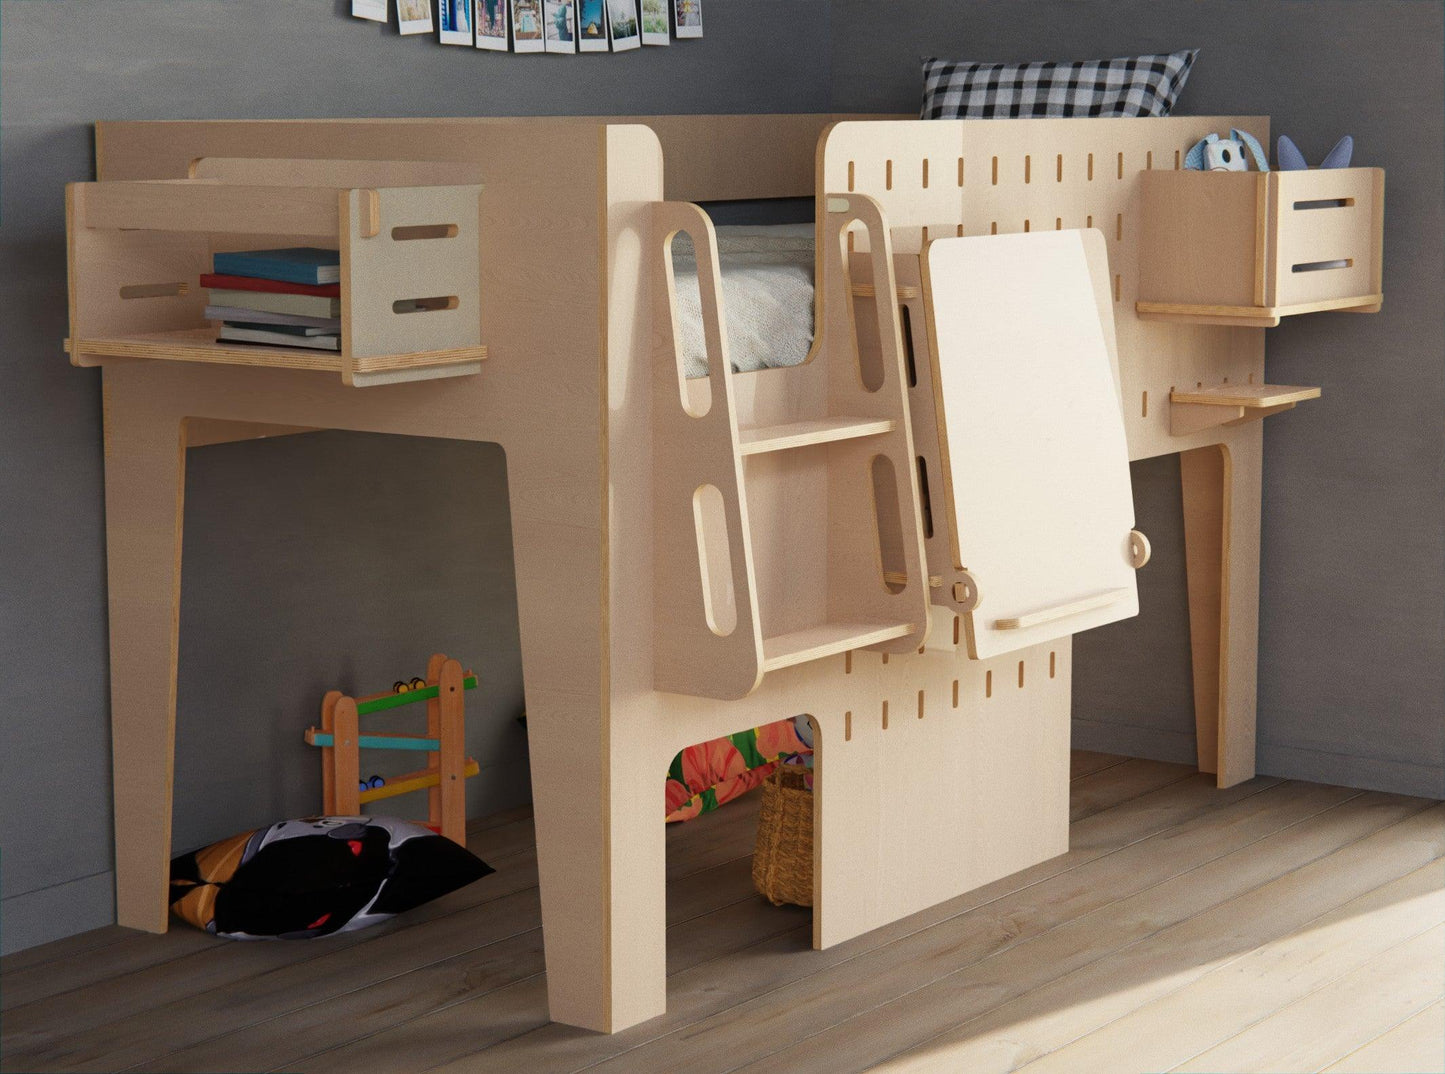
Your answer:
[651,195,931,700]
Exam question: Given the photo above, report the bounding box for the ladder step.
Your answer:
[738,417,895,455]
[761,621,916,673]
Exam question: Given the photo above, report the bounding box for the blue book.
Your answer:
[211,247,341,286]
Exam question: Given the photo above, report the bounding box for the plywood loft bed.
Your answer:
[74,113,1383,1033]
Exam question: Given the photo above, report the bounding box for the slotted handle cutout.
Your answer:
[391,223,459,241]
[120,282,188,299]
[1292,259,1353,273]
[1293,198,1355,210]
[393,295,459,313]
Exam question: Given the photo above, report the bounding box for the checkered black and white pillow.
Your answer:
[922,49,1198,120]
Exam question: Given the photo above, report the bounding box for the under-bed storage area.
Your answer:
[65,161,487,385]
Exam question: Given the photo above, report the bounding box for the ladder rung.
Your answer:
[738,417,895,455]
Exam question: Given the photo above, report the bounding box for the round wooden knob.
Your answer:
[952,570,981,612]
[1128,530,1151,569]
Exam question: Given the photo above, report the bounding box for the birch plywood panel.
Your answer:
[820,117,1271,789]
[922,230,1140,659]
[818,116,1271,463]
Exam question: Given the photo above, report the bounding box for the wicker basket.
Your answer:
[752,764,814,907]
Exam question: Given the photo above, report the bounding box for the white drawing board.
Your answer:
[923,229,1140,659]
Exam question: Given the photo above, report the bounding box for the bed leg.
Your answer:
[103,371,188,933]
[527,697,666,1032]
[1181,431,1261,788]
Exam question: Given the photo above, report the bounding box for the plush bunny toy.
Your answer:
[1184,128,1271,172]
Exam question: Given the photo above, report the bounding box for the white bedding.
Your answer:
[670,224,815,379]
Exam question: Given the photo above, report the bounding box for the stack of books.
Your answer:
[202,247,342,351]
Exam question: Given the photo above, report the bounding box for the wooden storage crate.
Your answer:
[65,166,486,386]
[1136,167,1383,327]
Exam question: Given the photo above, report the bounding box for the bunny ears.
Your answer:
[1277,134,1354,170]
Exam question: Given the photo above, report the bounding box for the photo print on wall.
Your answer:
[475,0,509,49]
[511,0,544,51]
[578,0,609,51]
[397,0,434,34]
[641,0,669,45]
[352,0,698,52]
[439,0,474,44]
[544,0,576,52]
[607,0,640,50]
[673,0,701,38]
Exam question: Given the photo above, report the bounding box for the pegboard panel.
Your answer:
[819,117,1271,461]
[649,609,1072,952]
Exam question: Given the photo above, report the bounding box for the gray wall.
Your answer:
[1,0,1439,955]
[0,0,830,955]
[832,0,1445,798]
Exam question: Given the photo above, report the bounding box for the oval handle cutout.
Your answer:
[871,455,907,593]
[692,483,737,636]
[668,229,712,418]
[1293,198,1354,210]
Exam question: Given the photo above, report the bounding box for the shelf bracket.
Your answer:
[1169,384,1321,437]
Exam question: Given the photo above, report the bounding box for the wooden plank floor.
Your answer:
[3,752,1442,1074]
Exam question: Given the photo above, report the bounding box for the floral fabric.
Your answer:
[665,717,812,822]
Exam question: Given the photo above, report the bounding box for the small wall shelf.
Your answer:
[65,165,487,387]
[1136,167,1383,327]
[1170,383,1321,436]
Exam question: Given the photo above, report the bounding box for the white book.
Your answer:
[207,289,341,319]
[219,326,341,351]
[204,305,341,330]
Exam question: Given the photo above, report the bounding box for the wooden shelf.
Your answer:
[66,166,486,385]
[737,416,895,455]
[66,328,487,377]
[1170,382,1321,436]
[761,621,916,673]
[1137,168,1383,328]
[1136,294,1382,328]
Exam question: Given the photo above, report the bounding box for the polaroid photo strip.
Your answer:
[641,0,669,44]
[544,0,577,52]
[511,0,544,51]
[607,0,640,51]
[673,0,700,38]
[475,0,509,49]
[397,0,434,35]
[578,0,609,50]
[439,0,474,44]
[352,0,388,22]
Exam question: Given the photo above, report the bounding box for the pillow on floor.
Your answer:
[922,49,1198,120]
[666,716,813,822]
[169,815,493,939]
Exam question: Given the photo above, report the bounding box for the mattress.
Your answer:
[670,224,815,379]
